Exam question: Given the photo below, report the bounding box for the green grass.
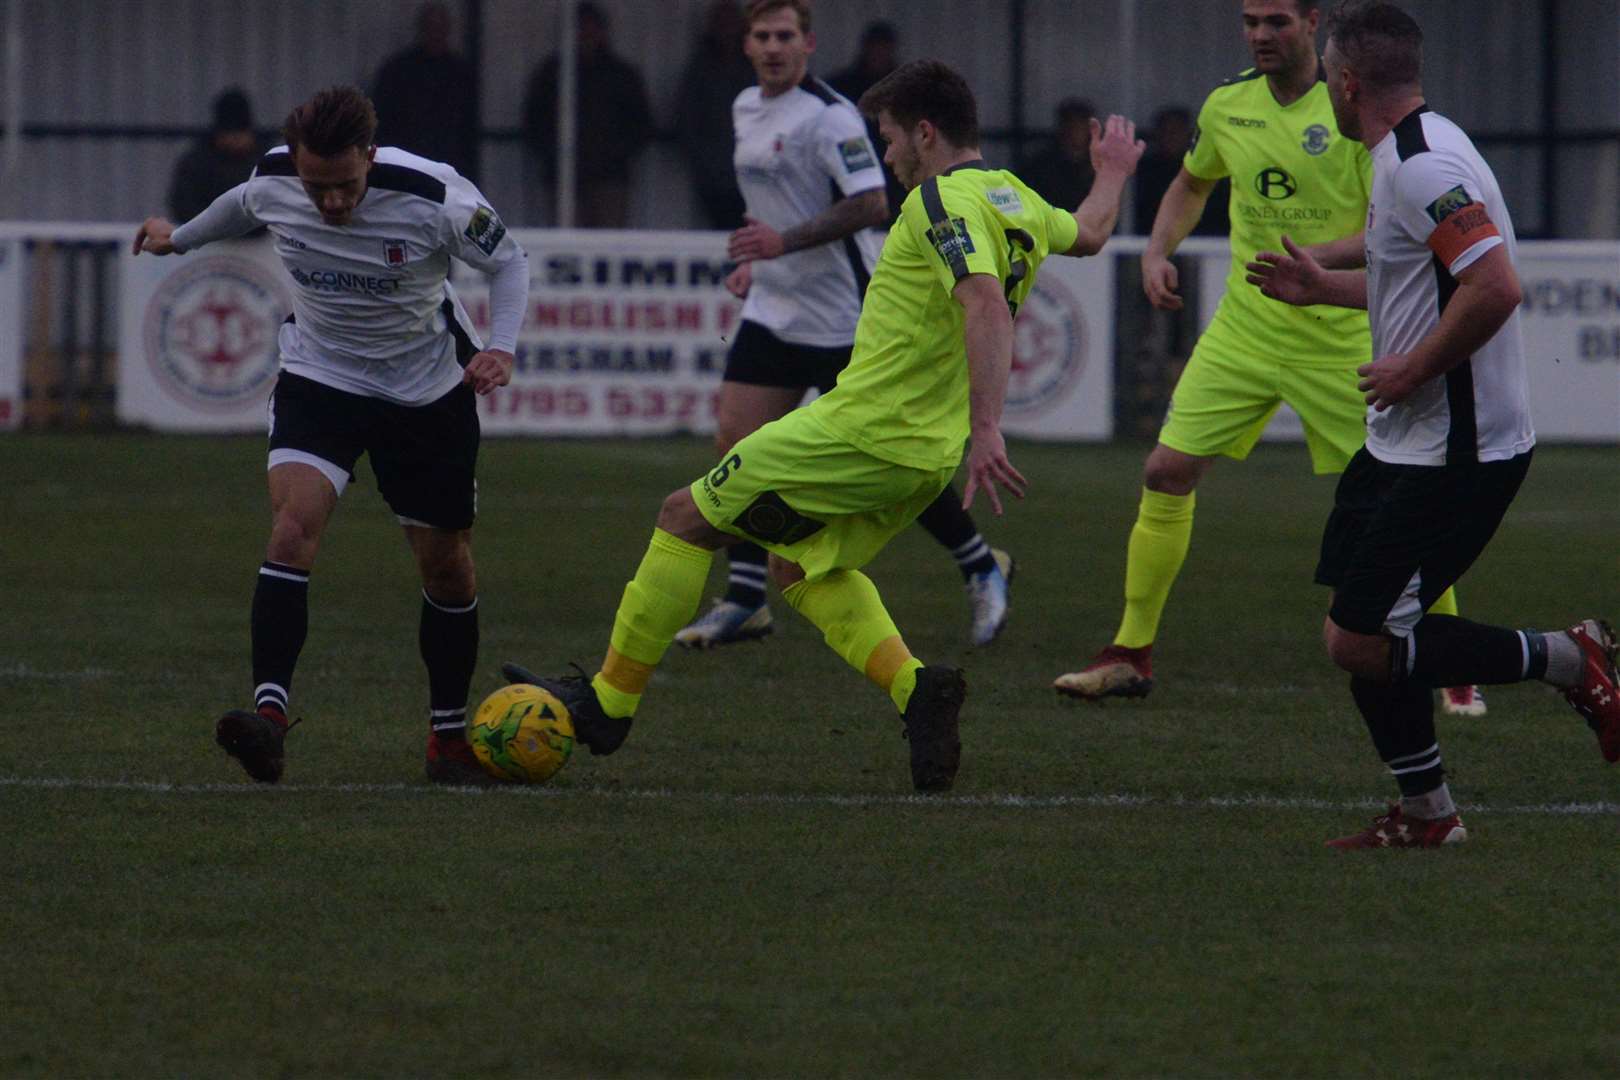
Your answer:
[2,434,1617,1077]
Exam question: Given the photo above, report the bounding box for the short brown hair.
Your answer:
[1326,1,1423,91]
[858,59,980,149]
[282,86,377,158]
[745,0,810,32]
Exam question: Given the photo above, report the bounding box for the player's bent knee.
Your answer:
[767,554,805,590]
[1323,618,1389,680]
[655,487,730,549]
[266,510,325,568]
[1142,446,1209,496]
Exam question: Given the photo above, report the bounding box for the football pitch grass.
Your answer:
[3,433,1616,1077]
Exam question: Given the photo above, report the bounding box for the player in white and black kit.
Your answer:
[134,86,533,786]
[674,0,1017,651]
[1246,1,1619,848]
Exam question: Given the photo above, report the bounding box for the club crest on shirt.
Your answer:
[463,205,506,256]
[926,216,976,263]
[1425,185,1473,224]
[838,137,876,173]
[383,239,408,267]
[1301,124,1331,155]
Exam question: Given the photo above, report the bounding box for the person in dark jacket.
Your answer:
[167,88,267,225]
[522,2,654,228]
[371,2,481,182]
[672,0,755,229]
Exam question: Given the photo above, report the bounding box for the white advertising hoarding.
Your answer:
[1516,244,1620,441]
[1190,240,1619,442]
[0,239,21,429]
[457,228,1113,440]
[117,236,290,432]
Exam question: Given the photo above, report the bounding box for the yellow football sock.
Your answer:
[1429,586,1459,617]
[1115,487,1195,649]
[594,528,714,718]
[783,571,924,713]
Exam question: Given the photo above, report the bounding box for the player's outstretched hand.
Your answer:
[1142,254,1182,311]
[727,216,785,262]
[1090,115,1146,178]
[1357,352,1422,412]
[962,428,1027,517]
[1246,235,1323,306]
[133,217,178,256]
[724,261,752,299]
[463,349,515,395]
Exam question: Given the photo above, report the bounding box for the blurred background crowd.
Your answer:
[2,0,1614,237]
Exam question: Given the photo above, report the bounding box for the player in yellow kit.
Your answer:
[506,59,1144,791]
[1055,0,1478,713]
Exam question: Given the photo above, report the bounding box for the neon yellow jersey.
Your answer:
[809,162,1079,470]
[1185,68,1372,367]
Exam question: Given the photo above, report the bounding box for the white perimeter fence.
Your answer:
[0,224,1613,442]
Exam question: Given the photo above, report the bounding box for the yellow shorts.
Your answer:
[690,408,955,582]
[1158,340,1367,475]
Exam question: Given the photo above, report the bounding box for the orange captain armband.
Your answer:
[1424,184,1500,267]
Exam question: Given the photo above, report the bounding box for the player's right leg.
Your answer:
[1055,345,1273,702]
[217,374,358,782]
[506,484,730,756]
[675,380,802,650]
[675,321,825,650]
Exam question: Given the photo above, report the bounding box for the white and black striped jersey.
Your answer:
[732,77,885,347]
[171,145,527,406]
[1364,107,1534,465]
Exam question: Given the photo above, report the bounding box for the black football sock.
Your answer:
[1350,675,1444,798]
[420,591,479,738]
[722,543,769,609]
[1400,614,1537,687]
[252,561,309,717]
[914,485,995,578]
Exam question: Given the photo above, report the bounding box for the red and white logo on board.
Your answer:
[142,255,288,412]
[1007,276,1088,416]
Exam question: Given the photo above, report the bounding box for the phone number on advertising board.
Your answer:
[481,386,719,420]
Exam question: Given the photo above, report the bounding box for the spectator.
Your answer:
[1020,98,1097,211]
[1134,106,1229,235]
[371,2,481,182]
[522,2,654,228]
[828,20,904,221]
[672,0,754,229]
[167,88,266,225]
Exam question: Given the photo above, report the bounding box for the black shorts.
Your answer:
[1315,446,1532,635]
[267,372,481,530]
[723,319,851,394]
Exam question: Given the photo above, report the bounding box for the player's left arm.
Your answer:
[955,273,1025,516]
[444,180,529,394]
[1066,115,1145,256]
[727,107,889,262]
[1358,161,1518,411]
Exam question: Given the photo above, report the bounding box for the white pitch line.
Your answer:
[1,775,1617,817]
